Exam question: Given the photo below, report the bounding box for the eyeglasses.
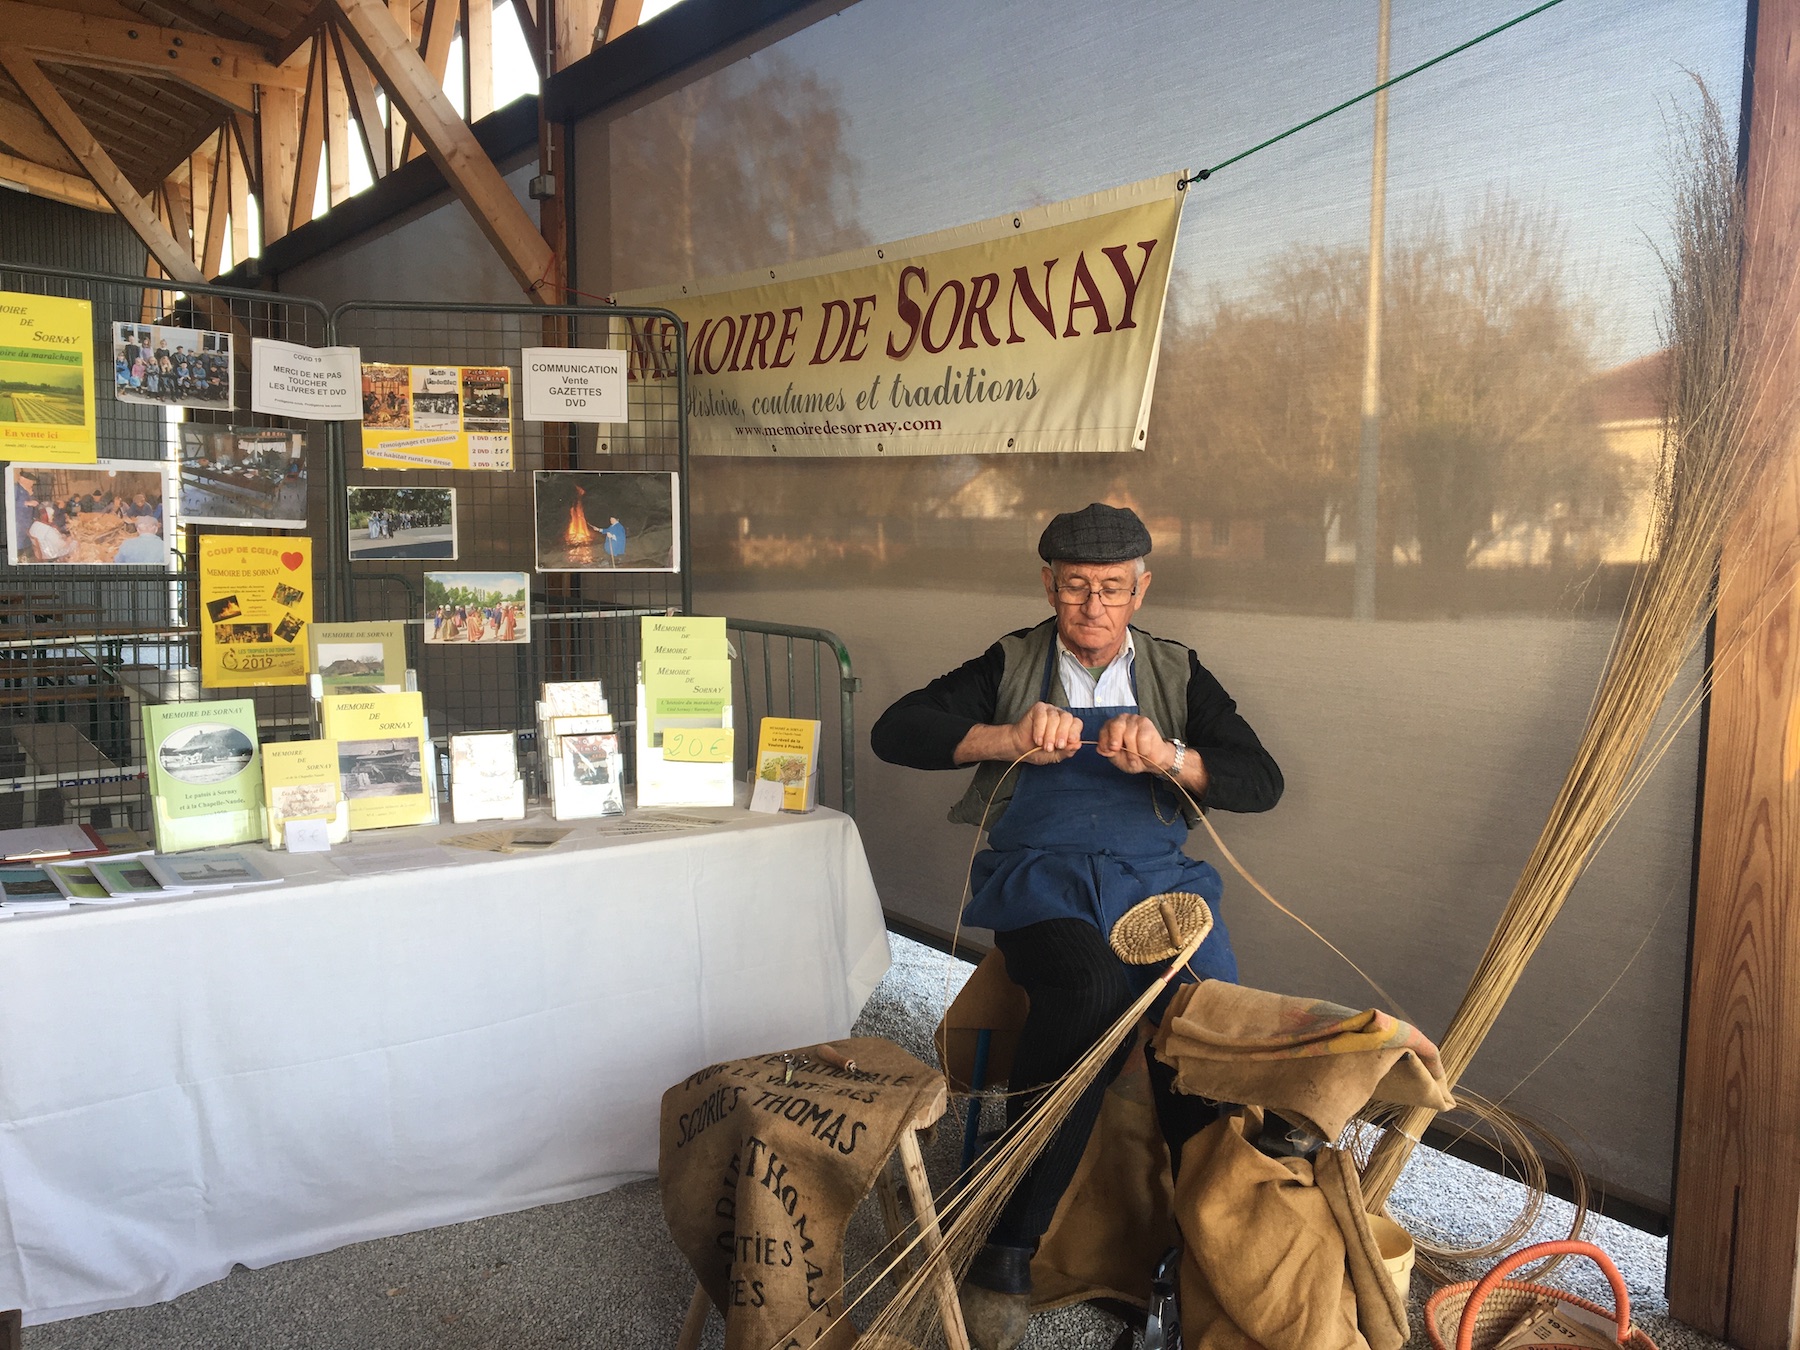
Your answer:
[1053,581,1138,607]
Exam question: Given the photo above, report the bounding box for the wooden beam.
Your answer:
[0,98,83,173]
[0,2,305,89]
[0,149,112,210]
[44,51,262,113]
[228,107,259,196]
[188,134,215,268]
[400,0,457,163]
[201,128,229,276]
[463,0,490,121]
[323,36,351,205]
[0,45,203,282]
[289,35,326,228]
[333,0,556,301]
[258,84,300,245]
[384,0,409,173]
[330,22,387,177]
[226,128,249,267]
[597,0,642,45]
[1667,1,1800,1345]
[555,0,600,70]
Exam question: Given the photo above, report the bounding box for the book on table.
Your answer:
[449,731,526,823]
[142,700,266,852]
[320,691,435,830]
[308,621,408,696]
[262,738,350,848]
[89,856,187,900]
[754,717,822,813]
[550,731,624,819]
[0,864,73,910]
[45,860,132,904]
[143,851,276,891]
[539,680,608,718]
[0,823,110,862]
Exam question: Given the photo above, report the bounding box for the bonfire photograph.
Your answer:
[533,470,678,572]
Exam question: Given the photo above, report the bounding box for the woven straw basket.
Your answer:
[1425,1240,1658,1350]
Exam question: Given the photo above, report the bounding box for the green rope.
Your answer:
[1181,0,1568,188]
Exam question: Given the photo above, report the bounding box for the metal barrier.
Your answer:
[727,619,860,817]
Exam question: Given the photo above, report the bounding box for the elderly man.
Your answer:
[870,502,1283,1350]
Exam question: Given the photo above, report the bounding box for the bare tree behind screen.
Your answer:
[1150,196,1631,575]
[610,53,869,293]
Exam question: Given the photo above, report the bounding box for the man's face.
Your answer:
[1042,559,1150,664]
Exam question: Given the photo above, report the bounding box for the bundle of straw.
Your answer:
[1361,82,1785,1207]
[779,905,1213,1350]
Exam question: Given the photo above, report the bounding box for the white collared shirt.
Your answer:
[1056,629,1137,709]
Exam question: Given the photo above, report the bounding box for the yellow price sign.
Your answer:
[663,727,734,763]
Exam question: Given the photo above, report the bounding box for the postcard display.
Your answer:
[538,681,622,820]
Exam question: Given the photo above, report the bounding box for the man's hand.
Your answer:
[952,701,1082,765]
[1095,713,1173,775]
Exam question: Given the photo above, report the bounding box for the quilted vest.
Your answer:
[946,619,1198,829]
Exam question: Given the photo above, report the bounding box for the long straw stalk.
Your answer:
[1363,85,1783,1206]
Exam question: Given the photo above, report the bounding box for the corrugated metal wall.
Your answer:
[0,191,148,275]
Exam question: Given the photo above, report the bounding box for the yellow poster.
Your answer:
[200,534,314,687]
[0,292,98,463]
[614,172,1187,457]
[358,363,513,470]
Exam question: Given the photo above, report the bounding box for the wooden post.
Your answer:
[1667,1,1800,1344]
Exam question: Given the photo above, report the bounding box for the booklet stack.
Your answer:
[143,700,267,852]
[636,617,735,808]
[262,738,351,847]
[449,732,526,823]
[537,680,622,819]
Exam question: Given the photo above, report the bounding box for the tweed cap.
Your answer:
[1037,502,1152,563]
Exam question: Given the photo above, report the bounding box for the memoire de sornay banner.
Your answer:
[629,238,1163,421]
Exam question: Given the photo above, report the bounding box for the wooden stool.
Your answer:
[676,1073,970,1350]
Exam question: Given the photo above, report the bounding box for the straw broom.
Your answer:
[1361,82,1788,1207]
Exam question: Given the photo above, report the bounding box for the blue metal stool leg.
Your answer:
[960,1027,993,1170]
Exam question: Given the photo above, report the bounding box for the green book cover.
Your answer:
[142,700,266,852]
[308,621,408,694]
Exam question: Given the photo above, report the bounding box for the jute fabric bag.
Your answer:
[1176,1108,1408,1350]
[1152,981,1454,1139]
[659,1037,943,1350]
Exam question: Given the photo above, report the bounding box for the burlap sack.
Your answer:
[1152,981,1453,1140]
[1176,1109,1407,1350]
[659,1037,944,1350]
[1031,1030,1179,1310]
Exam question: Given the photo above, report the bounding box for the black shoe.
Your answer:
[965,1241,1035,1295]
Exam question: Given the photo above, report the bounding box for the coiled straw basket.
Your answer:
[1424,1240,1657,1350]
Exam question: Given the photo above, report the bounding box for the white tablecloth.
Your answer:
[0,799,890,1323]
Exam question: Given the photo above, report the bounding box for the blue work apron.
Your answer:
[964,643,1237,987]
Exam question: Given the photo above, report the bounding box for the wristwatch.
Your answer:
[1168,739,1186,776]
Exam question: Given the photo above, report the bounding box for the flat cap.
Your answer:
[1037,502,1152,563]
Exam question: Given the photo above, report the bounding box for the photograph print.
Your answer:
[346,486,457,561]
[6,461,172,566]
[179,426,307,528]
[534,470,678,572]
[338,738,424,799]
[423,571,529,645]
[112,322,233,412]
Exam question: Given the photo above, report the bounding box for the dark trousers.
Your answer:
[985,918,1219,1249]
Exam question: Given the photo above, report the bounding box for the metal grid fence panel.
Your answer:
[0,263,329,833]
[329,301,690,786]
